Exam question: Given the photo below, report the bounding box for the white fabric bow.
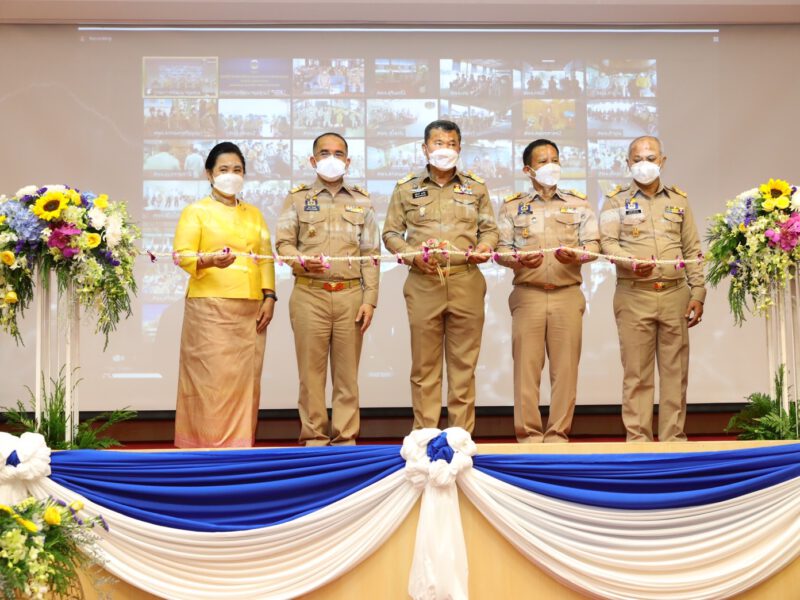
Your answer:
[0,432,52,504]
[401,428,476,600]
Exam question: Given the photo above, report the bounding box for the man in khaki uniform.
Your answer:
[599,136,705,442]
[497,139,600,443]
[276,132,379,446]
[382,120,499,433]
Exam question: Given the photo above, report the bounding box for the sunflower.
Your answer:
[759,178,793,200]
[31,191,68,221]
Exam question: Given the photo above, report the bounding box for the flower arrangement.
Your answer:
[706,179,800,323]
[0,496,107,599]
[0,185,140,345]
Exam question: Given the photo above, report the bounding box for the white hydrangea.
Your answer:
[87,206,107,229]
[736,187,759,202]
[105,214,123,248]
[41,184,66,193]
[791,188,800,212]
[14,185,39,197]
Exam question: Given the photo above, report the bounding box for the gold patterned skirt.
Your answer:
[174,297,266,448]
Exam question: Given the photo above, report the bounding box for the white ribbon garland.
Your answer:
[147,248,703,267]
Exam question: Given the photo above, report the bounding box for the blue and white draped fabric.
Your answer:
[3,431,800,600]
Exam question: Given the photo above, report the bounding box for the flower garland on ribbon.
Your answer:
[706,179,800,323]
[0,185,140,345]
[146,247,704,267]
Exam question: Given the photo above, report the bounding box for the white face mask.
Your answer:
[630,160,661,185]
[212,173,244,197]
[531,163,561,188]
[427,148,459,171]
[315,156,348,182]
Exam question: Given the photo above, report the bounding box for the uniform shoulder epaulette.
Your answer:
[290,183,310,194]
[464,170,485,184]
[606,184,629,198]
[397,173,416,185]
[668,185,688,198]
[504,192,523,203]
[351,184,370,197]
[568,189,586,200]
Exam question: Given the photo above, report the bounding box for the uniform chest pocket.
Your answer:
[341,211,365,244]
[298,210,327,246]
[513,213,539,246]
[453,196,478,223]
[555,212,581,245]
[662,212,683,239]
[407,195,435,225]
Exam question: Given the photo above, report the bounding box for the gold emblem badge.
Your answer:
[632,227,640,238]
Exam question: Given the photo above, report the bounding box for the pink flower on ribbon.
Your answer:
[47,223,81,258]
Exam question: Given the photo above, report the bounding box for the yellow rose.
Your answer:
[0,251,14,266]
[4,290,18,304]
[762,197,776,212]
[775,196,790,210]
[84,232,101,249]
[14,516,38,533]
[0,215,6,225]
[69,500,84,512]
[93,195,109,210]
[738,223,747,233]
[44,506,62,526]
[67,189,82,205]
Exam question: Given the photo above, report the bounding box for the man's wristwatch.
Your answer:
[263,291,278,302]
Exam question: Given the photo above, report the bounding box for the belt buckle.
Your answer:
[543,283,556,290]
[323,282,345,292]
[653,282,664,291]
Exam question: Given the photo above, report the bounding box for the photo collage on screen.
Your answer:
[141,54,658,337]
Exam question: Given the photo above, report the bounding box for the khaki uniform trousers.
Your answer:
[403,265,486,432]
[510,284,586,443]
[289,283,362,446]
[613,281,691,442]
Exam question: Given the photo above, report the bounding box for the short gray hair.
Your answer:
[628,136,664,157]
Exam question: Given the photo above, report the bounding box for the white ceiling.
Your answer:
[2,0,800,25]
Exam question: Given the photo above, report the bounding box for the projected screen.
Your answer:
[0,25,767,412]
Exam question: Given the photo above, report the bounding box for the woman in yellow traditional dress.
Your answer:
[173,142,276,448]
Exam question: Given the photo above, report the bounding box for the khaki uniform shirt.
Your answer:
[275,177,380,307]
[382,167,499,265]
[599,181,706,303]
[496,188,600,287]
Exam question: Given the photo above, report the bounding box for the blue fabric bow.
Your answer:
[427,433,454,463]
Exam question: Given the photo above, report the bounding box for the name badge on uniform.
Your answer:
[665,206,685,215]
[411,187,428,199]
[345,205,364,213]
[518,203,533,215]
[624,201,642,215]
[454,184,474,195]
[560,206,578,214]
[304,197,320,212]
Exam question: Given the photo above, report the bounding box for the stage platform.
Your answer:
[73,441,799,600]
